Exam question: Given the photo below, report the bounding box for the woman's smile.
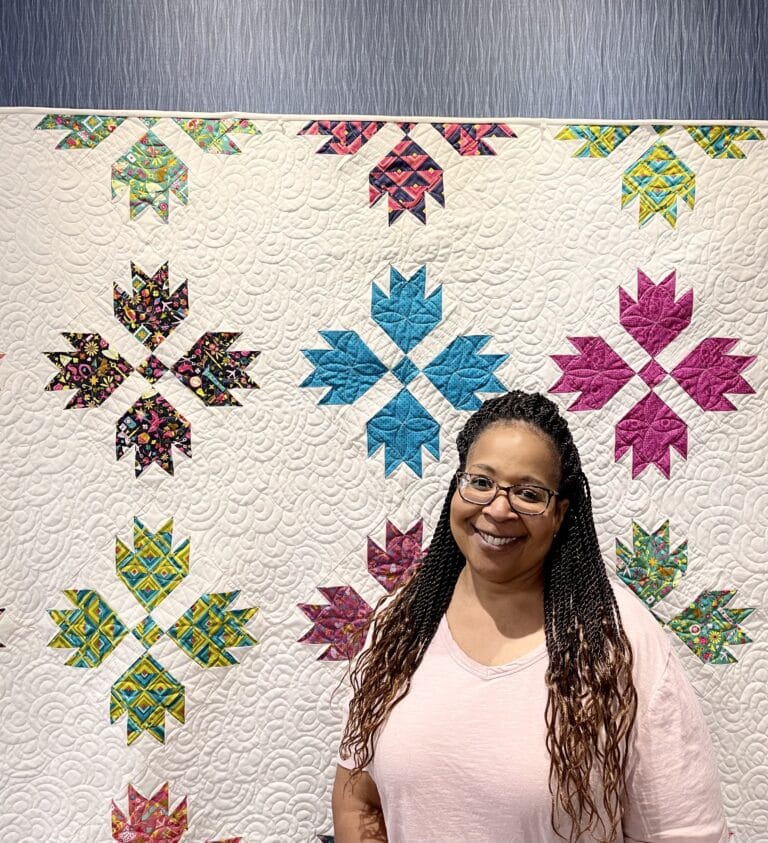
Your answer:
[473,526,523,549]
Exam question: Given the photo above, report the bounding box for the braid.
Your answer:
[340,476,462,768]
[411,475,463,638]
[340,391,637,843]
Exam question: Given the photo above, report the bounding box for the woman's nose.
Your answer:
[483,490,519,518]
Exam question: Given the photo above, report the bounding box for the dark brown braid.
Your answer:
[340,391,637,842]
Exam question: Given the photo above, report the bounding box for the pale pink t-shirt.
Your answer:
[337,583,728,843]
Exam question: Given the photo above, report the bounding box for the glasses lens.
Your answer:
[458,473,496,504]
[509,486,549,515]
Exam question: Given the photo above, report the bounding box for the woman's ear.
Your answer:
[554,497,569,535]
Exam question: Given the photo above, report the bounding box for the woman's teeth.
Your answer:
[477,529,518,547]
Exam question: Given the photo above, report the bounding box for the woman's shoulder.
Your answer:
[609,577,674,692]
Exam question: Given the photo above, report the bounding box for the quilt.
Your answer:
[0,109,765,842]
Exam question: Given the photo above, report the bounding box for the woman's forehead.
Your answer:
[467,422,561,478]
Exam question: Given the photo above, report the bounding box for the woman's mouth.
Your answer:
[474,527,521,548]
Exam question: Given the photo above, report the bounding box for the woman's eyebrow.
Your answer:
[469,462,497,474]
[469,464,546,485]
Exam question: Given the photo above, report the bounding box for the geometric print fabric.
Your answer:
[116,518,189,611]
[48,518,258,746]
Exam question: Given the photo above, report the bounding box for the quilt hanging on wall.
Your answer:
[0,109,765,842]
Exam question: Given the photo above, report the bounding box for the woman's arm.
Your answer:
[622,649,729,843]
[332,765,388,843]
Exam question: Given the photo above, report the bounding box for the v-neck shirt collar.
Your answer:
[438,614,548,680]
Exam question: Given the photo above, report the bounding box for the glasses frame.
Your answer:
[455,471,558,517]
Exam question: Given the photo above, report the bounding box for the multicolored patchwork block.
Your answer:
[616,520,688,609]
[48,518,257,743]
[110,653,185,745]
[685,125,764,158]
[622,141,695,227]
[111,131,189,222]
[112,784,187,841]
[111,784,242,842]
[298,120,385,154]
[37,112,261,220]
[45,262,260,477]
[298,586,373,661]
[557,123,764,227]
[173,117,260,154]
[369,137,444,224]
[48,590,128,668]
[300,519,428,661]
[115,391,193,477]
[167,591,258,667]
[35,113,125,148]
[555,124,638,157]
[367,520,428,592]
[44,333,134,408]
[431,122,516,155]
[115,517,189,611]
[616,521,754,664]
[171,332,260,406]
[301,119,515,223]
[666,591,754,664]
[113,262,189,350]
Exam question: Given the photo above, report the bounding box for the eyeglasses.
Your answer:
[455,471,558,516]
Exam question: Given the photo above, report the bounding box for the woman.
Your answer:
[332,391,728,843]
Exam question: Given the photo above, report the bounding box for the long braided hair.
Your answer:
[340,391,637,842]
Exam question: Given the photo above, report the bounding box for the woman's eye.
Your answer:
[517,487,544,501]
[469,476,494,490]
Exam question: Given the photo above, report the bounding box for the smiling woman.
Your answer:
[332,391,728,843]
[451,424,568,589]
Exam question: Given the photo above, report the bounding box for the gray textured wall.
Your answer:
[0,0,766,118]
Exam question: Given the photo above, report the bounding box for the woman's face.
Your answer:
[450,422,569,586]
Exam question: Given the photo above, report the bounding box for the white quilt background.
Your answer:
[0,111,766,842]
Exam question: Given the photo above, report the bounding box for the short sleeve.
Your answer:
[622,647,729,843]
